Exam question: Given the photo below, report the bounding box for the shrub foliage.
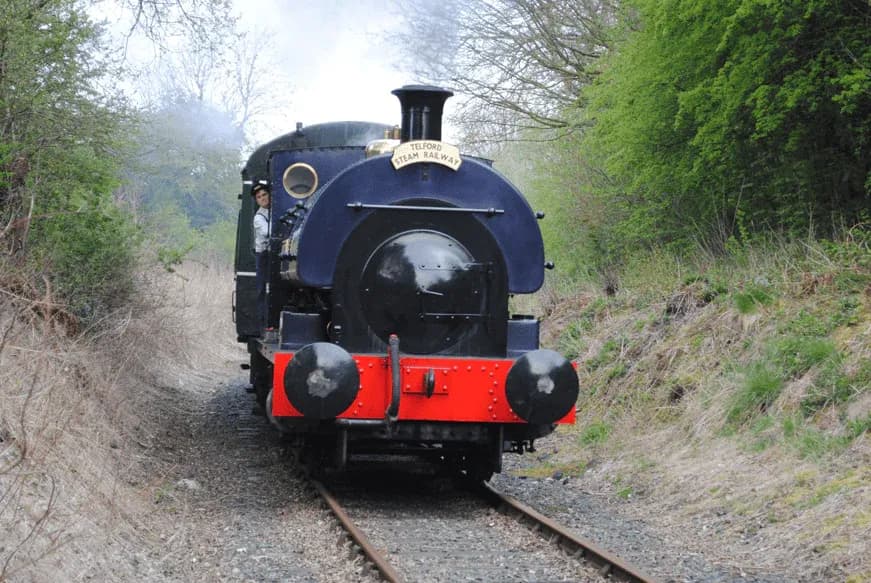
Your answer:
[516,0,870,283]
[0,0,138,326]
[584,0,870,252]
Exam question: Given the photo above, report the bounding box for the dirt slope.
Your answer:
[2,257,868,582]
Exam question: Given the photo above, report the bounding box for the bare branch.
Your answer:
[115,0,235,50]
[394,0,618,144]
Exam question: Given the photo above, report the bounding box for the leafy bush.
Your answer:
[582,0,870,251]
[821,228,871,274]
[31,203,139,324]
[0,0,139,329]
[502,134,629,286]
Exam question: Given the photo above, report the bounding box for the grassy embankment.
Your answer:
[516,231,870,580]
[0,262,238,581]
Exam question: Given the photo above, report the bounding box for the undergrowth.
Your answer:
[551,231,869,437]
[546,231,869,471]
[0,257,237,580]
[537,230,870,575]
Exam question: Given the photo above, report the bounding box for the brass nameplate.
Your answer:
[391,140,462,171]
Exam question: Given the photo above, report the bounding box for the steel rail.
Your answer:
[478,481,659,583]
[309,477,404,583]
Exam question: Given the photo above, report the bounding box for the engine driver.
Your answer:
[252,183,271,332]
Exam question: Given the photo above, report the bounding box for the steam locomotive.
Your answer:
[233,86,578,480]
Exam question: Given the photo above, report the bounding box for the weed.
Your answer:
[801,359,860,415]
[727,363,784,425]
[682,274,705,286]
[751,415,776,434]
[766,509,788,523]
[785,424,851,459]
[580,421,612,445]
[820,232,871,271]
[683,275,728,303]
[620,249,685,301]
[782,415,799,438]
[771,336,837,378]
[617,486,634,499]
[845,572,871,583]
[586,379,605,397]
[830,297,862,328]
[832,270,871,293]
[153,484,173,504]
[733,284,774,314]
[558,319,588,360]
[783,309,830,336]
[797,429,833,458]
[846,414,871,439]
[561,300,612,359]
[746,416,778,451]
[852,511,871,529]
[157,245,192,273]
[788,469,862,507]
[817,540,851,552]
[793,470,816,486]
[606,362,629,380]
[719,425,737,438]
[584,297,610,320]
[632,456,656,471]
[585,338,623,372]
[749,436,775,452]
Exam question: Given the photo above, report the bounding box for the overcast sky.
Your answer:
[236,0,411,135]
[98,0,434,144]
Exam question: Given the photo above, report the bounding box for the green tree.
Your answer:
[134,99,242,227]
[122,98,243,263]
[584,0,871,251]
[118,23,276,267]
[0,0,139,325]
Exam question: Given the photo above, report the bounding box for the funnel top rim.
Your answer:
[392,84,454,97]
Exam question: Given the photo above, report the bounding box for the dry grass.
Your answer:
[0,299,137,580]
[532,237,871,580]
[0,259,240,581]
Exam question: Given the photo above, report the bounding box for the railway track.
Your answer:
[306,465,657,583]
[476,482,657,582]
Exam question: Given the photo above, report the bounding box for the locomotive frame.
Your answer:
[233,86,578,480]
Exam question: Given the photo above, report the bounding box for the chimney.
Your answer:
[391,85,453,143]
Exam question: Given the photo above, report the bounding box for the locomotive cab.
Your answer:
[235,86,578,480]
